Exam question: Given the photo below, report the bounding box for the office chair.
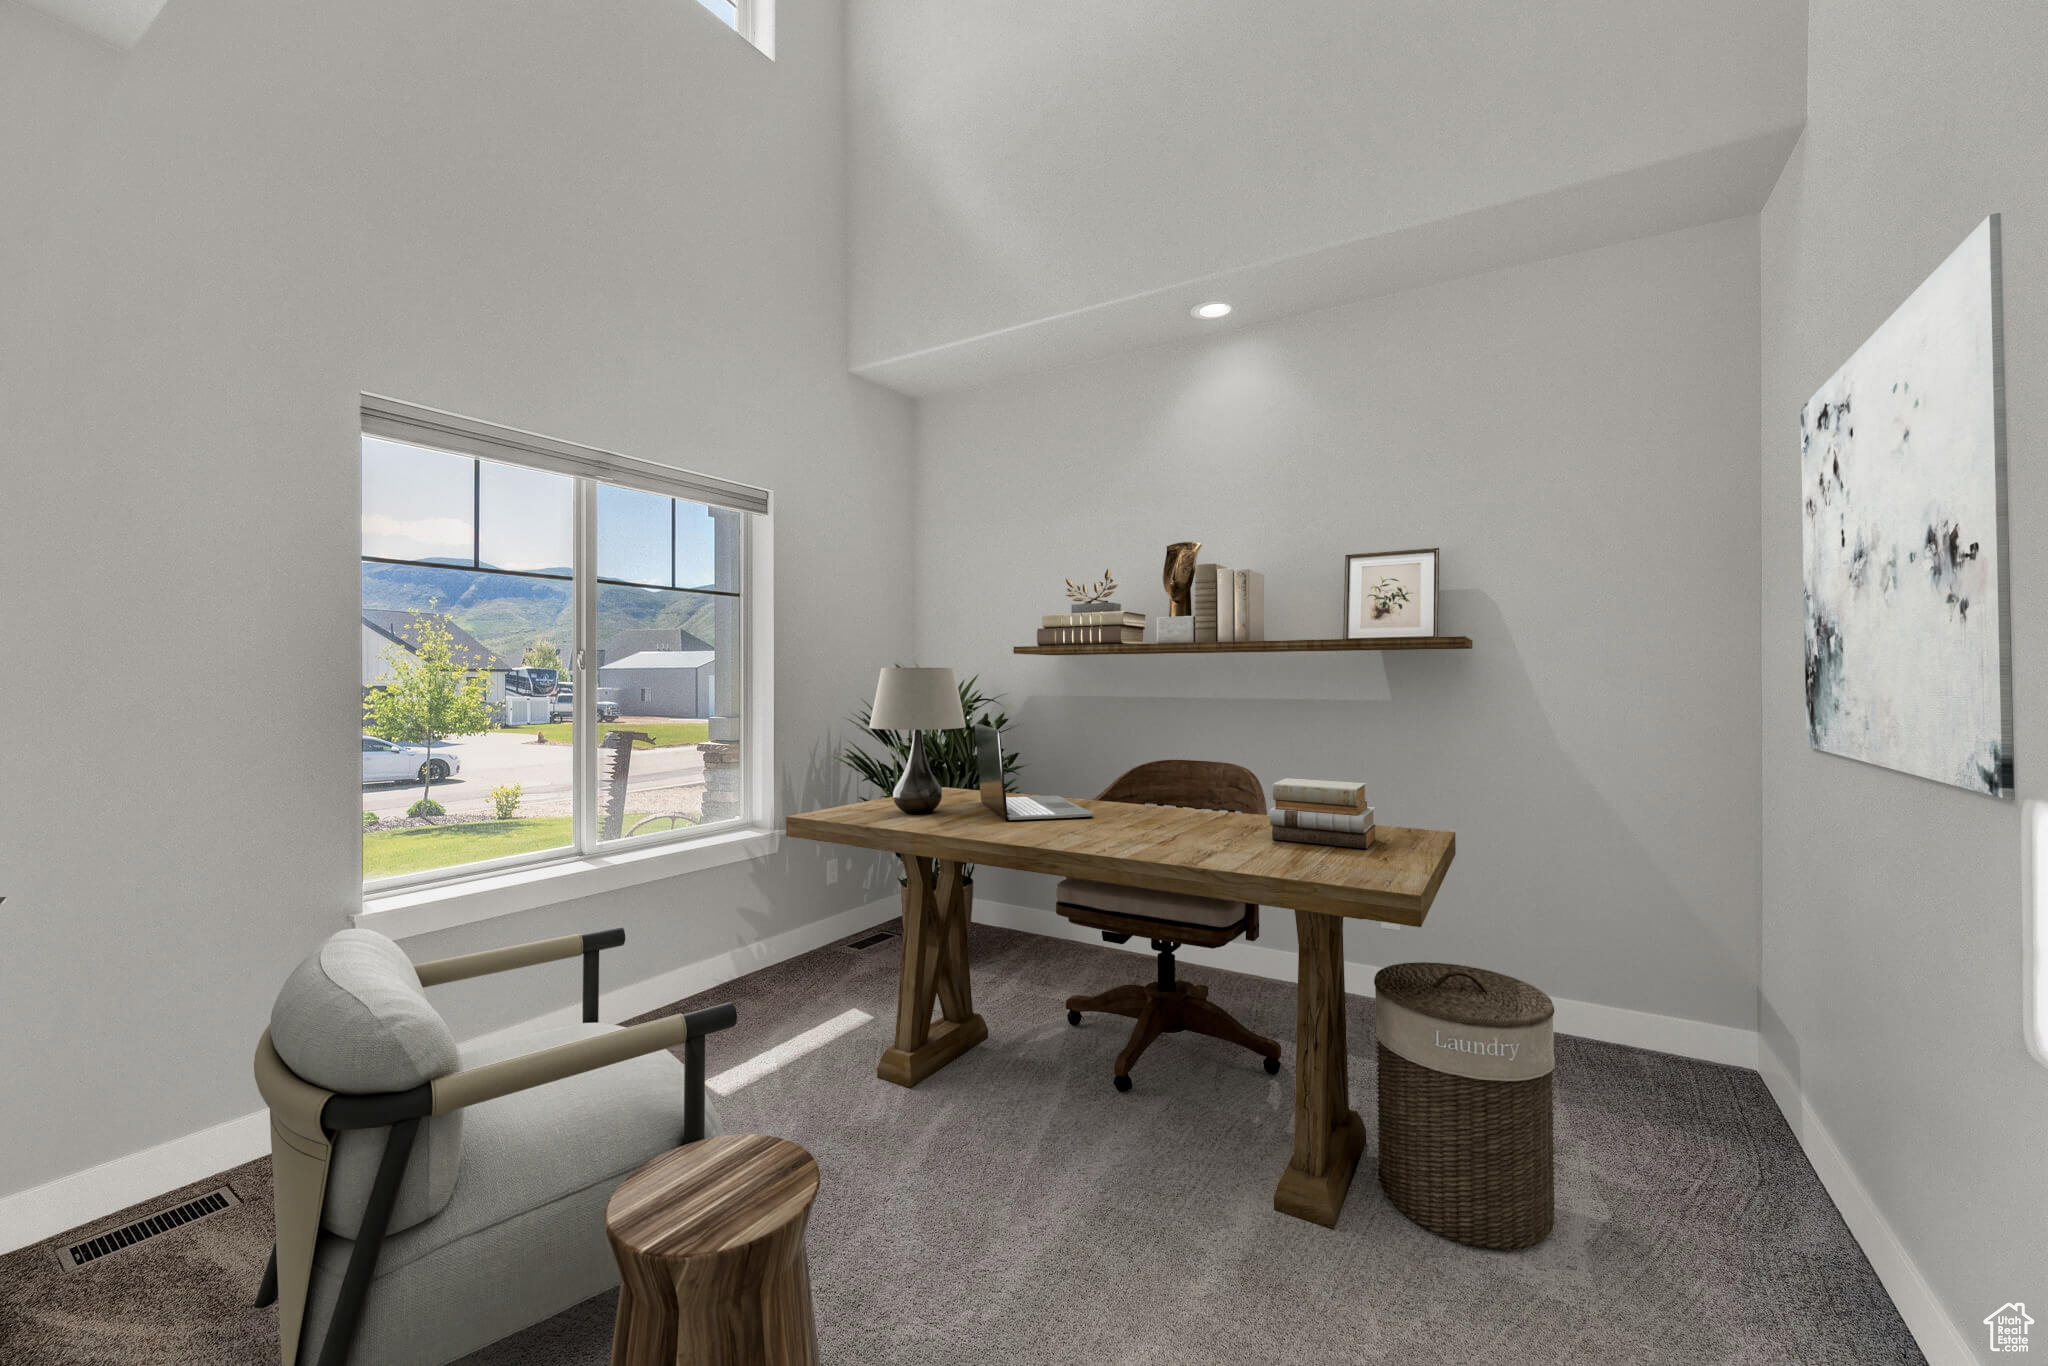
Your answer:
[1057,760,1283,1091]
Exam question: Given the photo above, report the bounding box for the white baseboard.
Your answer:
[1547,996,1757,1068]
[1757,1042,1974,1366]
[973,899,1759,1068]
[0,895,901,1257]
[0,1109,273,1257]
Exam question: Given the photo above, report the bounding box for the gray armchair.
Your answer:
[252,927,735,1366]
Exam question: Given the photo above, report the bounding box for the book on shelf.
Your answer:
[1272,825,1375,849]
[1042,610,1147,628]
[1191,563,1216,629]
[1035,624,1146,645]
[1269,805,1374,834]
[1272,778,1367,807]
[1192,562,1231,643]
[1233,569,1264,642]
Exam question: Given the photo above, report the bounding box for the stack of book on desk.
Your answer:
[1037,610,1146,645]
[1269,778,1374,849]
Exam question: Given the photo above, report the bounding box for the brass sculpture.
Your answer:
[1162,541,1202,616]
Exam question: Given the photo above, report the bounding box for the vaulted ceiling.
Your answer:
[12,0,1809,395]
[848,0,1807,393]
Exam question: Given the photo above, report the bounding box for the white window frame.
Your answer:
[697,0,773,58]
[356,395,776,935]
[735,0,773,56]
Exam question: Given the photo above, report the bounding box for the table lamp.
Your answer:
[869,666,966,814]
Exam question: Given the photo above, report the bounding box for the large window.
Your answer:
[359,398,766,891]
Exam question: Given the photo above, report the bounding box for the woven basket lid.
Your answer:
[1374,962,1553,1029]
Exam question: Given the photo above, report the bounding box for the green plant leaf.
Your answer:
[838,672,1022,795]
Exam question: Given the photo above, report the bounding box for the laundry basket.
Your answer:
[1374,962,1554,1249]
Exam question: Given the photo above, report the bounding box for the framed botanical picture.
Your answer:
[1344,548,1438,638]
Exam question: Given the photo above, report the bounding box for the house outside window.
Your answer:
[359,396,769,892]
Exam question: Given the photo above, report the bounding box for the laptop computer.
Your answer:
[975,725,1093,821]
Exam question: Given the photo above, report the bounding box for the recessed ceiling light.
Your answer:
[1191,302,1233,320]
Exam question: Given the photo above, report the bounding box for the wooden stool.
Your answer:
[605,1135,821,1366]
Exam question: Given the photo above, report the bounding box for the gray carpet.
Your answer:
[0,920,1922,1365]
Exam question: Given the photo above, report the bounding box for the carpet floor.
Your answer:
[0,919,1922,1365]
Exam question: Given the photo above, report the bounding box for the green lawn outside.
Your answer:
[363,818,576,878]
[502,721,709,748]
[362,812,688,879]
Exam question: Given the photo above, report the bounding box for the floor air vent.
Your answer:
[55,1187,240,1271]
[845,930,898,952]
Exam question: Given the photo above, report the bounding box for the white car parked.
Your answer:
[362,734,461,785]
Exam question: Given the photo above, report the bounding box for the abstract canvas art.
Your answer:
[1802,216,2012,796]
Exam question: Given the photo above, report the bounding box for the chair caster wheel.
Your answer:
[1263,1055,1281,1075]
[1113,1074,1132,1093]
[1067,1010,1082,1026]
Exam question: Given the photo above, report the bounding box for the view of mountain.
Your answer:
[362,560,722,664]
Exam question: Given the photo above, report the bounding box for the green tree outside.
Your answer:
[522,638,564,670]
[364,604,496,811]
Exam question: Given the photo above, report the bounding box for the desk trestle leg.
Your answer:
[1273,908,1367,1227]
[877,854,989,1088]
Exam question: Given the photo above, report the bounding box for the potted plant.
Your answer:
[839,674,1021,910]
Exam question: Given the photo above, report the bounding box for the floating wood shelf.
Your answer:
[1014,636,1473,656]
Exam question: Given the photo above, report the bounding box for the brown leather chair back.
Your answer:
[1096,759,1265,815]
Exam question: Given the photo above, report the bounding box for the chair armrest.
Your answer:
[414,928,626,1024]
[428,1002,738,1117]
[413,928,624,987]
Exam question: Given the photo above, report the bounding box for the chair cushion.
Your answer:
[1055,878,1247,928]
[302,1169,618,1366]
[301,1022,710,1366]
[269,929,462,1238]
[271,930,456,1090]
[320,1022,707,1281]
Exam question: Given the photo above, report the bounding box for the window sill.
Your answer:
[356,826,781,940]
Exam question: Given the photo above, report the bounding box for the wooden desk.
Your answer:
[785,791,1456,1227]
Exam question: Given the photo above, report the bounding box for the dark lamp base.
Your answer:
[892,730,943,814]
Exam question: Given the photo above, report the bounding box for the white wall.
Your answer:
[1759,0,2048,1341]
[0,0,913,1201]
[0,0,120,276]
[848,0,1804,372]
[912,218,1763,1031]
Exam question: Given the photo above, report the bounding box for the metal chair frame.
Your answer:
[254,928,734,1366]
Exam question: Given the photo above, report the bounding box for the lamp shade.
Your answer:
[869,667,965,731]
